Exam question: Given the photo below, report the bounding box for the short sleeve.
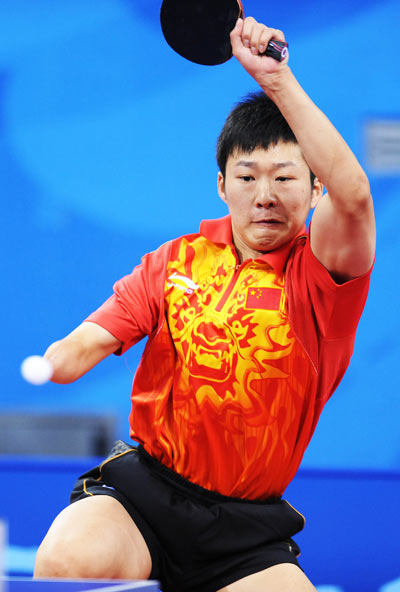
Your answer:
[286,233,373,372]
[301,238,372,340]
[85,241,172,354]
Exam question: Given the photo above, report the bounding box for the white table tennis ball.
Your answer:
[20,355,53,385]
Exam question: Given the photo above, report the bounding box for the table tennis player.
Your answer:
[33,16,376,592]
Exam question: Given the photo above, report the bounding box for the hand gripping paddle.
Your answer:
[160,0,288,66]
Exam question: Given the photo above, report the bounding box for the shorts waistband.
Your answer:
[137,444,281,506]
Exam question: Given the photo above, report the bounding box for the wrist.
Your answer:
[256,66,296,99]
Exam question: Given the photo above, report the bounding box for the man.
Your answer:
[34,17,375,592]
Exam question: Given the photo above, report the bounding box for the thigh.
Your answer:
[35,495,152,580]
[217,563,317,592]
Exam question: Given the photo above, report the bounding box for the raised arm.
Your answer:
[44,321,122,384]
[230,18,376,281]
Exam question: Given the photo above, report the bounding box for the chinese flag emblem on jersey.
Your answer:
[245,287,282,310]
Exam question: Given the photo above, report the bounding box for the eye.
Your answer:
[276,176,291,182]
[240,175,254,182]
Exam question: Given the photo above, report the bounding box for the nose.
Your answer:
[256,182,277,208]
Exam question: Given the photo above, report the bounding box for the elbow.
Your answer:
[339,173,372,218]
[44,338,84,384]
[353,173,371,205]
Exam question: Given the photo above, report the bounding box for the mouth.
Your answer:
[253,219,283,225]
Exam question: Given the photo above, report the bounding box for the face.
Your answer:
[217,141,322,260]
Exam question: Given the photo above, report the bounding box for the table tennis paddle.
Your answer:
[160,0,288,66]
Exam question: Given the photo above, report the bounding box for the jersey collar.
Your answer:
[199,215,307,275]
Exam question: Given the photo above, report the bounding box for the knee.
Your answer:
[34,533,112,579]
[33,497,152,580]
[34,540,73,579]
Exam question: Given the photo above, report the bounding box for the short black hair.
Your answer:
[216,91,315,184]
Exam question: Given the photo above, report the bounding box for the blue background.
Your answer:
[1,0,400,588]
[2,0,400,470]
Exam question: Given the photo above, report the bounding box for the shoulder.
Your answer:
[288,233,372,291]
[286,234,372,340]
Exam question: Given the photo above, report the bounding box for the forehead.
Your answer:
[228,142,307,169]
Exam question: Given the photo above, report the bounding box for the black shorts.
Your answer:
[71,441,305,592]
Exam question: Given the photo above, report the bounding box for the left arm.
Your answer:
[230,18,376,281]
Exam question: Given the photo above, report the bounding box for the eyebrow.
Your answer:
[234,160,298,169]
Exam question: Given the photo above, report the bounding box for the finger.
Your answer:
[243,19,286,56]
[255,27,286,54]
[241,16,257,50]
[258,28,278,54]
[268,28,286,44]
[254,26,270,55]
[230,17,245,53]
[250,24,277,56]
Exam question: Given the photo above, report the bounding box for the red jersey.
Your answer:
[86,215,371,499]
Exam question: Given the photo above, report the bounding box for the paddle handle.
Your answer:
[265,40,288,61]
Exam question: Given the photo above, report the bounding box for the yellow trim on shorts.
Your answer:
[97,448,136,475]
[83,449,137,495]
[83,478,93,496]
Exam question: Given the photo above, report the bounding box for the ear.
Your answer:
[217,171,227,204]
[310,177,324,209]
